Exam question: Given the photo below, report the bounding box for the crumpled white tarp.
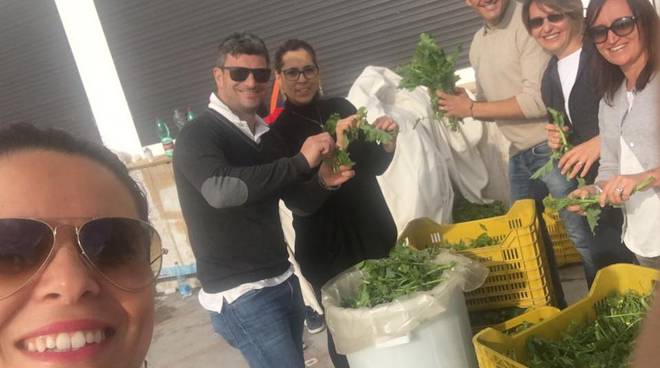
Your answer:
[346,66,511,232]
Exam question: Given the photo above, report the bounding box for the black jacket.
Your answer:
[541,42,602,181]
[271,96,397,290]
[173,109,329,293]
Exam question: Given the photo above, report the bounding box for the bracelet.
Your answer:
[318,173,340,191]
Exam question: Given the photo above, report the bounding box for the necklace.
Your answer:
[289,104,324,128]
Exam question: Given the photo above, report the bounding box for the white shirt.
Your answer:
[199,93,292,313]
[556,48,581,123]
[619,92,660,257]
[208,93,270,143]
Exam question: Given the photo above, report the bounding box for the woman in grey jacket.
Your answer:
[569,0,660,268]
[523,0,635,286]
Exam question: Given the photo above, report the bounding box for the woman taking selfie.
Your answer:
[0,123,163,368]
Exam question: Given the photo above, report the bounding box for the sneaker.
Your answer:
[304,307,326,334]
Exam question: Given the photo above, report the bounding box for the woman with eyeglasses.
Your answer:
[566,0,660,269]
[522,0,636,285]
[269,39,398,368]
[0,123,163,367]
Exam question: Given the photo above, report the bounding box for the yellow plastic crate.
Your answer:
[543,209,582,267]
[473,264,660,368]
[399,199,555,312]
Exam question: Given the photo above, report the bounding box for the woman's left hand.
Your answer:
[599,173,649,206]
[373,116,399,153]
[558,136,601,179]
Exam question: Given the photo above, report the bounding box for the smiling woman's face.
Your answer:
[0,150,154,368]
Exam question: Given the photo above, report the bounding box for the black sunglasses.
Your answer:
[528,13,566,29]
[588,16,637,44]
[0,217,163,299]
[281,65,319,81]
[220,66,271,83]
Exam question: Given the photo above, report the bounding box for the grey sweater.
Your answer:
[596,75,660,199]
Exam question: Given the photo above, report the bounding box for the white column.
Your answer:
[54,0,142,155]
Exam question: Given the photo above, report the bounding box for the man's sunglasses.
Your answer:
[0,217,163,299]
[528,13,566,30]
[281,65,319,81]
[587,16,637,44]
[220,67,271,83]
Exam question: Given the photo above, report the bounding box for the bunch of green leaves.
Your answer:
[527,291,651,368]
[543,176,655,233]
[439,224,499,251]
[531,108,585,186]
[342,245,456,309]
[323,107,394,172]
[397,33,462,131]
[452,195,507,223]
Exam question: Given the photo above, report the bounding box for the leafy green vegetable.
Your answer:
[452,195,507,223]
[531,108,580,183]
[527,291,651,368]
[398,33,462,131]
[342,245,456,308]
[438,225,499,251]
[543,176,655,233]
[323,107,394,172]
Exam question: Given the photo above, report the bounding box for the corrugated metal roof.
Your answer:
[0,0,99,141]
[95,0,483,145]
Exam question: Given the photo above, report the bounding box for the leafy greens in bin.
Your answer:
[342,245,456,309]
[527,291,651,368]
[452,195,507,223]
[398,33,462,131]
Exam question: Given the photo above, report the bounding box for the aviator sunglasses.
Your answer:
[0,217,164,299]
[587,16,637,44]
[220,66,272,83]
[528,13,566,29]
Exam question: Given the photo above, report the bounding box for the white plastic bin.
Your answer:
[345,284,477,368]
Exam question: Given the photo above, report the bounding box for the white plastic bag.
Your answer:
[321,249,488,355]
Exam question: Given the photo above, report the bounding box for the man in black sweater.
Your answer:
[173,33,353,368]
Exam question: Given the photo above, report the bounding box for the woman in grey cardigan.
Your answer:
[569,0,660,268]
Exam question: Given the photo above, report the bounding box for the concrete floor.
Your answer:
[146,264,588,368]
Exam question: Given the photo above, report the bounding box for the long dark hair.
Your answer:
[585,0,658,103]
[0,123,149,220]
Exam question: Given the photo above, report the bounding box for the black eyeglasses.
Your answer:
[0,217,164,299]
[528,13,566,29]
[281,65,319,81]
[220,67,271,83]
[588,16,637,44]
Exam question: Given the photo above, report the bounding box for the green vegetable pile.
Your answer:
[439,225,499,251]
[342,245,455,309]
[543,176,655,233]
[324,107,394,172]
[398,33,462,131]
[527,291,651,368]
[452,194,507,223]
[530,108,585,187]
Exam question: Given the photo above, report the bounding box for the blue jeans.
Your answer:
[210,276,305,368]
[509,143,589,306]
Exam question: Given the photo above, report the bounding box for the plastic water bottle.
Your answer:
[156,118,174,157]
[175,262,193,298]
[173,109,186,131]
[186,107,197,122]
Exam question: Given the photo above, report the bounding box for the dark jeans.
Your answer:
[210,276,305,368]
[509,142,598,287]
